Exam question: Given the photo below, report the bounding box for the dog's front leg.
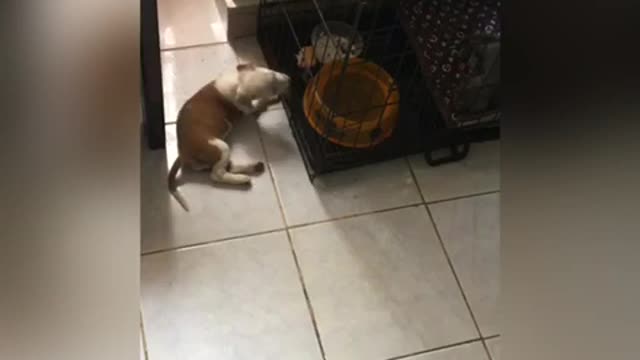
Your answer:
[251,96,281,112]
[236,89,261,114]
[236,98,257,114]
[251,98,269,112]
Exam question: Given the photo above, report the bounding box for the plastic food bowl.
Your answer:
[311,21,364,64]
[303,58,400,148]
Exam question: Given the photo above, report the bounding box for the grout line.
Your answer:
[160,40,230,53]
[141,201,421,257]
[141,184,497,257]
[482,339,493,360]
[405,158,500,206]
[480,338,493,360]
[143,156,497,256]
[425,190,500,206]
[255,115,328,360]
[140,309,149,360]
[285,229,328,360]
[384,338,483,360]
[482,334,500,360]
[254,119,289,228]
[141,227,287,257]
[407,156,501,360]
[425,203,486,339]
[406,157,489,349]
[405,157,428,203]
[288,202,425,231]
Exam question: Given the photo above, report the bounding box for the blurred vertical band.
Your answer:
[1,1,141,360]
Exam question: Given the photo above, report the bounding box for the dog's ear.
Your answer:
[236,63,256,72]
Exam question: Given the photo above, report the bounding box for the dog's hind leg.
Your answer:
[226,160,265,175]
[208,139,251,185]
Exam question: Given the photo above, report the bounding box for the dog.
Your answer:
[168,63,290,211]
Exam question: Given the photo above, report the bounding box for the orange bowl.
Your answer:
[303,58,400,148]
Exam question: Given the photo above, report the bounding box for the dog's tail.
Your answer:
[168,157,190,212]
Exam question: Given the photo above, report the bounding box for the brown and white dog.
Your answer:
[168,63,290,211]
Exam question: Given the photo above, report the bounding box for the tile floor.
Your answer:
[142,3,500,360]
[486,338,501,360]
[157,0,227,50]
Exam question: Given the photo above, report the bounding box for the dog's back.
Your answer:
[176,82,243,167]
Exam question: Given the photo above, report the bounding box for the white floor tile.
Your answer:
[429,193,500,337]
[142,122,284,253]
[161,44,238,124]
[258,109,423,226]
[408,342,489,360]
[141,231,321,360]
[409,141,500,202]
[290,206,477,360]
[157,0,227,49]
[486,338,500,360]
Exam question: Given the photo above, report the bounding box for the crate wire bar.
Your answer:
[257,0,500,180]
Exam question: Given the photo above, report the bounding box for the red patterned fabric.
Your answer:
[398,0,500,120]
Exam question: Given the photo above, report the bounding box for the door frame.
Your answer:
[141,0,165,149]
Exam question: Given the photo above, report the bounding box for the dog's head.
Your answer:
[236,63,290,99]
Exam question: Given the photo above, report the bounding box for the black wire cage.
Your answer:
[257,0,500,180]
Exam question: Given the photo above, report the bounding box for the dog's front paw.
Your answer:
[250,99,266,112]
